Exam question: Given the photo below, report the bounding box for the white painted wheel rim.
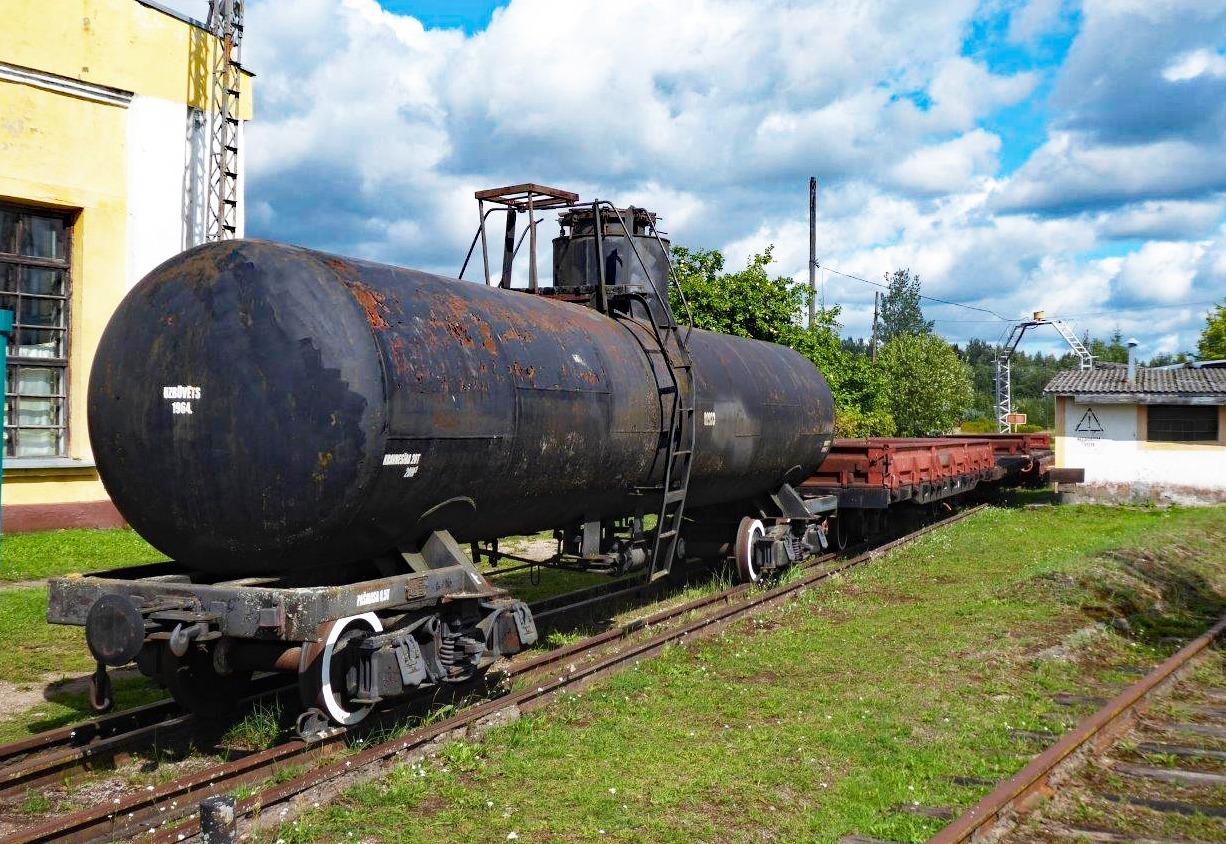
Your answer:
[320,612,382,726]
[737,518,765,583]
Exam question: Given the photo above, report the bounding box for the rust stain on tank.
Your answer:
[343,280,391,330]
[388,335,414,381]
[446,320,473,345]
[509,362,537,380]
[312,451,333,483]
[477,321,497,353]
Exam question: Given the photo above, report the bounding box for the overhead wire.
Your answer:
[821,265,1219,327]
[820,265,1018,322]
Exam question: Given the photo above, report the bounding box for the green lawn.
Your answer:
[0,527,166,582]
[260,504,1226,844]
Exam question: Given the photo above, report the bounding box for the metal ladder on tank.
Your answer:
[596,203,697,582]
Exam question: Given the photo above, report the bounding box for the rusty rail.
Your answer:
[3,506,982,844]
[928,609,1226,844]
[150,507,984,844]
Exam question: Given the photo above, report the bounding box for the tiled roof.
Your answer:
[1044,363,1226,396]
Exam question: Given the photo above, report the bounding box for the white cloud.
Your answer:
[924,59,1037,132]
[1008,0,1067,43]
[891,130,1002,194]
[1113,240,1208,303]
[1096,198,1226,240]
[994,132,1226,213]
[222,0,1226,355]
[1162,48,1226,82]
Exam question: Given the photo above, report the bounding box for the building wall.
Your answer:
[1,0,252,527]
[1055,398,1226,501]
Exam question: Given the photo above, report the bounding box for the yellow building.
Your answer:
[1,0,253,531]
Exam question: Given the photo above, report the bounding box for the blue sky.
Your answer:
[378,0,506,33]
[169,0,1226,358]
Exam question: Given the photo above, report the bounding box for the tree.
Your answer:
[1148,352,1190,367]
[878,333,973,436]
[670,245,805,345]
[1087,328,1129,364]
[878,268,933,342]
[1197,300,1226,360]
[670,244,896,437]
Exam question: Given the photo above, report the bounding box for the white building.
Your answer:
[1045,362,1226,504]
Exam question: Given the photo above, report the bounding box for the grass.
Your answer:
[0,587,100,682]
[256,503,1226,844]
[0,527,166,582]
[221,701,285,751]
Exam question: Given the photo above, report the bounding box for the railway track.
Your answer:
[0,569,662,810]
[0,506,985,844]
[924,610,1226,844]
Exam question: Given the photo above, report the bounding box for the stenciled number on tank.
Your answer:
[383,451,423,478]
[162,385,202,416]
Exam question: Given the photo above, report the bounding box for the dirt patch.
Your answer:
[494,536,555,562]
[0,668,141,733]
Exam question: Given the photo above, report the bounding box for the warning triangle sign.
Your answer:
[1075,408,1104,434]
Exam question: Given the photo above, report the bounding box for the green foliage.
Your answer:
[1147,351,1190,367]
[1197,300,1226,360]
[879,268,933,342]
[669,245,805,344]
[834,405,897,438]
[959,418,997,434]
[221,701,284,751]
[670,245,897,436]
[1087,328,1129,364]
[879,333,973,436]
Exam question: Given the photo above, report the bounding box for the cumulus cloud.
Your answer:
[152,0,1226,354]
[1096,198,1226,240]
[1163,48,1226,83]
[1007,0,1069,43]
[993,133,1226,214]
[891,130,1002,194]
[1052,0,1226,144]
[1112,240,1208,303]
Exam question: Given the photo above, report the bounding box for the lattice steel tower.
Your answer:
[206,0,244,241]
[995,312,1093,432]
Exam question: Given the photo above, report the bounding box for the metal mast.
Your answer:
[206,0,244,241]
[995,312,1093,432]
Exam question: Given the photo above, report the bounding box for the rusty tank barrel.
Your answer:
[88,240,834,574]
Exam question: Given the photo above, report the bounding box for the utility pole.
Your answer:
[808,176,817,328]
[870,291,880,361]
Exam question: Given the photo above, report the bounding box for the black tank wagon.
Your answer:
[49,185,837,730]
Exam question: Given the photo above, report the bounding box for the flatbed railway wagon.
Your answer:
[798,434,1079,547]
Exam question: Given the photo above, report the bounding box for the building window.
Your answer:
[1,204,71,459]
[1147,404,1219,443]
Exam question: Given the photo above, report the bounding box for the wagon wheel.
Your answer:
[734,517,766,584]
[298,613,383,727]
[161,649,252,723]
[829,515,849,552]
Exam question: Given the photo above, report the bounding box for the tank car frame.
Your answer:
[50,183,837,731]
[50,530,536,733]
